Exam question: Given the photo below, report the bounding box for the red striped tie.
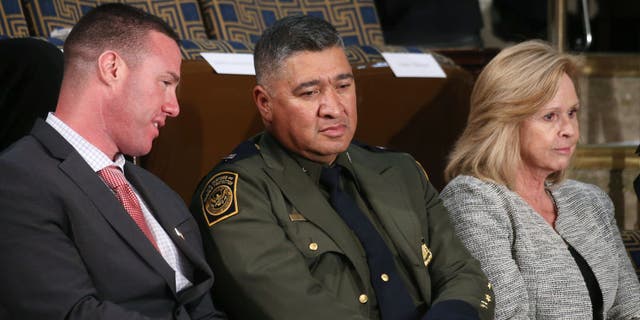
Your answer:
[98,166,159,251]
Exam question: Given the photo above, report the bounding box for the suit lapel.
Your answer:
[32,121,178,293]
[125,164,213,303]
[349,149,424,267]
[126,165,215,302]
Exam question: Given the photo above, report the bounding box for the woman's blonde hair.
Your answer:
[444,40,581,189]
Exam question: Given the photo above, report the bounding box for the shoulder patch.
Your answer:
[199,171,239,226]
[222,140,259,163]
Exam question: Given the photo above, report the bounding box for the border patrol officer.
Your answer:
[191,15,493,320]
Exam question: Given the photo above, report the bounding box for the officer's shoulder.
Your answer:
[200,139,264,186]
[350,141,426,177]
[220,139,262,164]
[351,141,412,160]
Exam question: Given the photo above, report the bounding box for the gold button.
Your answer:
[308,242,318,251]
[358,294,368,304]
[380,273,389,282]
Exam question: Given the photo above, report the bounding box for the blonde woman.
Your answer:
[440,40,640,319]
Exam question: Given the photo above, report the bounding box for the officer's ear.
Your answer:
[254,84,273,123]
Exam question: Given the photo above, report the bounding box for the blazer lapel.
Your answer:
[32,121,177,293]
[126,165,215,302]
[349,151,424,267]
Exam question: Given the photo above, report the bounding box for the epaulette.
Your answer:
[221,140,260,163]
[352,140,396,153]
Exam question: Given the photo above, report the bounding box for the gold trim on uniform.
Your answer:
[415,160,430,181]
[200,171,239,226]
[421,242,433,267]
[288,210,307,222]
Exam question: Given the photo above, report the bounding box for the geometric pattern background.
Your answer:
[199,0,384,46]
[621,229,640,280]
[0,0,29,36]
[181,38,252,59]
[22,0,207,40]
[5,0,451,66]
[345,44,455,68]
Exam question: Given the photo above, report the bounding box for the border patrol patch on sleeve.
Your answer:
[200,171,239,226]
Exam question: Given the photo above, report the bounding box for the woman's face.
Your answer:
[519,73,580,177]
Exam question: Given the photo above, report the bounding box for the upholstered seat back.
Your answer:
[0,0,29,37]
[199,0,384,46]
[22,0,208,40]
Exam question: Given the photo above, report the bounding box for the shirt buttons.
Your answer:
[308,242,318,251]
[359,294,368,304]
[380,273,389,282]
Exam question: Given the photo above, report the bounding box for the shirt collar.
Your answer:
[46,112,126,172]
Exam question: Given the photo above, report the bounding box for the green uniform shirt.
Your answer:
[191,132,494,319]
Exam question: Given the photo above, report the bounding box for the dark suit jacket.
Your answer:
[0,120,225,320]
[191,132,493,320]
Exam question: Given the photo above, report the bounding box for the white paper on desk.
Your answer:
[380,52,446,78]
[200,52,255,75]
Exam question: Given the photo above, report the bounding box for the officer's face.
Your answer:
[255,46,357,165]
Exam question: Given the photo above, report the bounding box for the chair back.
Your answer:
[199,0,384,46]
[22,0,207,40]
[0,0,29,36]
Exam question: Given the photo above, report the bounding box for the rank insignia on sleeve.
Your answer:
[200,171,239,226]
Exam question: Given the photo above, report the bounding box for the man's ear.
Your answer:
[254,84,273,123]
[97,50,125,86]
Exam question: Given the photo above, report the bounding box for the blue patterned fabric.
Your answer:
[344,44,452,68]
[199,0,384,46]
[622,230,640,279]
[22,0,207,40]
[0,0,29,36]
[180,38,253,59]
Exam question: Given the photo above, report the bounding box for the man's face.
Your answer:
[106,30,181,157]
[255,46,357,164]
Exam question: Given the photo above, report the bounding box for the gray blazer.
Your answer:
[441,175,640,319]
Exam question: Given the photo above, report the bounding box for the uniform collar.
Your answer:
[290,150,354,186]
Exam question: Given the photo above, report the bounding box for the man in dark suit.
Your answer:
[0,4,225,319]
[191,15,493,320]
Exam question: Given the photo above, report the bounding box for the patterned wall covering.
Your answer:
[0,0,29,36]
[22,0,207,40]
[199,0,384,46]
[622,230,640,279]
